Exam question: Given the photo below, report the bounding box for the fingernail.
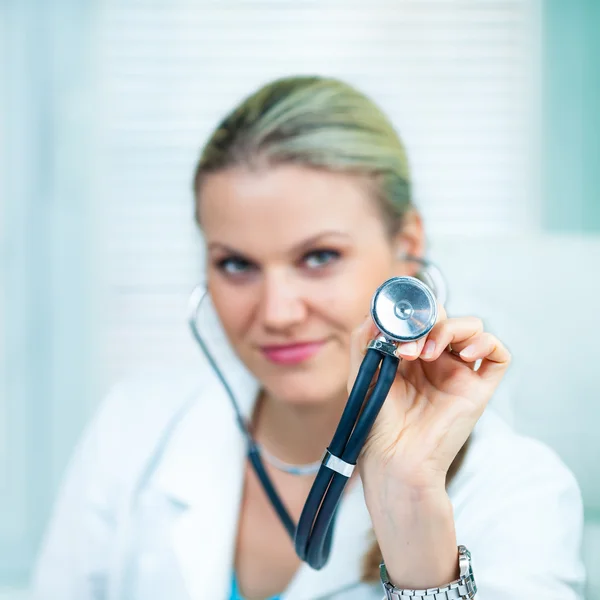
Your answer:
[399,341,418,356]
[422,340,436,358]
[460,345,476,359]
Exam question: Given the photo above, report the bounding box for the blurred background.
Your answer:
[1,0,599,597]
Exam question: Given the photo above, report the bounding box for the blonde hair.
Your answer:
[193,75,412,234]
[192,75,468,582]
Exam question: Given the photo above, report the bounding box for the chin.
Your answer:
[261,368,347,407]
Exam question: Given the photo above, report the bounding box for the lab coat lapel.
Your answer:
[152,361,259,600]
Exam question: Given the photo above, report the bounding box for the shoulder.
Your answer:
[83,357,258,481]
[456,409,580,498]
[94,368,207,436]
[76,368,217,488]
[96,368,208,427]
[450,408,583,521]
[450,409,586,595]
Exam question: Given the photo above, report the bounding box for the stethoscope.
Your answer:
[188,256,447,570]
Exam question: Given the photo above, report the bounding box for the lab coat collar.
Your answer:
[151,296,259,505]
[151,306,260,598]
[152,363,258,508]
[150,314,375,599]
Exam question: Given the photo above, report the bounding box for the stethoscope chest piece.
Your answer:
[370,276,438,343]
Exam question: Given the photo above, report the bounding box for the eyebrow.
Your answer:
[207,230,352,255]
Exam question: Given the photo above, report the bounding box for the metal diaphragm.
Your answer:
[370,276,438,343]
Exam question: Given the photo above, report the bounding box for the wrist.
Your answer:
[366,482,458,589]
[359,454,448,503]
[363,469,447,507]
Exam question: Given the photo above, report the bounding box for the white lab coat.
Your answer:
[31,352,587,599]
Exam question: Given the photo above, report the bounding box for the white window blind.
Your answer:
[95,0,540,386]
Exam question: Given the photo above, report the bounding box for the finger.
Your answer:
[447,331,493,356]
[453,332,512,379]
[436,302,448,322]
[397,302,448,361]
[416,316,484,362]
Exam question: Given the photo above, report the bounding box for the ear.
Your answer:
[393,208,425,276]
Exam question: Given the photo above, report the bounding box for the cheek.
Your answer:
[314,264,391,335]
[208,280,255,341]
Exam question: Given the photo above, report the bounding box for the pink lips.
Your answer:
[260,341,325,365]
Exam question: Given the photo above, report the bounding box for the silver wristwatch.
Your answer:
[380,545,477,599]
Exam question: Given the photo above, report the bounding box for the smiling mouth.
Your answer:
[260,341,326,365]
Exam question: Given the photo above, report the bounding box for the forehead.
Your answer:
[198,164,383,247]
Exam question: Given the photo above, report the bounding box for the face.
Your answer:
[198,164,417,405]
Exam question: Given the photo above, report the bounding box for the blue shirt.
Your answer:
[230,574,281,600]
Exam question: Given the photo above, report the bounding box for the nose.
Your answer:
[260,271,307,331]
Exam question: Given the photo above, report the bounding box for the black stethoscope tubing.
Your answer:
[295,349,398,568]
[189,288,400,569]
[188,271,441,570]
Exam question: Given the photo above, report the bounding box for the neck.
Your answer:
[252,387,348,466]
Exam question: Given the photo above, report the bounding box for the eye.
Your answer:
[215,256,256,276]
[302,249,340,270]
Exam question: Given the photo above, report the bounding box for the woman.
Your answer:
[32,76,586,599]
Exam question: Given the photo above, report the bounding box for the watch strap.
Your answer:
[380,545,477,599]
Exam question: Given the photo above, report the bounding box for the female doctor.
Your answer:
[32,76,586,599]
